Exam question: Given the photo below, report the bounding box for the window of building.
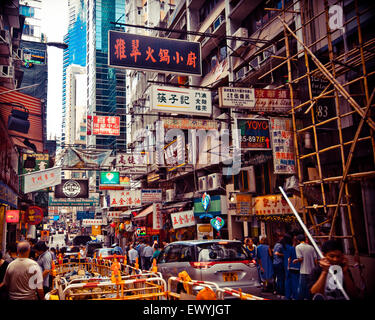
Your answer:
[20,5,35,18]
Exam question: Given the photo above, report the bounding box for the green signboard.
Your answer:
[194,195,222,217]
[100,172,120,185]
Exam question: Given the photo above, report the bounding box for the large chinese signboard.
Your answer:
[92,116,120,136]
[237,118,271,150]
[23,166,61,194]
[108,31,201,76]
[108,190,142,207]
[270,118,296,174]
[150,85,212,117]
[116,153,148,166]
[171,210,195,229]
[161,118,219,130]
[218,88,299,113]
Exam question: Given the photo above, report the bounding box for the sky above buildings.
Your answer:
[40,0,68,139]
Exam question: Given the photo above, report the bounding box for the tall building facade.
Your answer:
[86,0,126,152]
[61,0,87,147]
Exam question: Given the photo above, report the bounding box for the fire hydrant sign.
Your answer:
[92,116,120,136]
[171,210,195,229]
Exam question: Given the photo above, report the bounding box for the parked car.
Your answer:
[156,240,260,294]
[86,241,103,258]
[93,248,126,263]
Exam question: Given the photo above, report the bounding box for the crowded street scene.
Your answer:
[0,0,374,306]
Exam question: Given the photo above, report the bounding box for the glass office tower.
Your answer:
[87,0,126,152]
[62,0,87,147]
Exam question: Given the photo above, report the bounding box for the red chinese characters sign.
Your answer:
[92,116,120,136]
[109,31,201,76]
[26,206,44,225]
[108,190,142,208]
[171,210,195,229]
[6,210,19,223]
[253,194,302,215]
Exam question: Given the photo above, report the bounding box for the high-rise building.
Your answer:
[19,0,45,42]
[86,0,126,152]
[61,0,87,147]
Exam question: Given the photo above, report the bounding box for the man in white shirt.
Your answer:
[293,234,318,300]
[0,241,44,300]
[128,244,139,267]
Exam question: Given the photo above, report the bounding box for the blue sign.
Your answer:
[53,215,59,221]
[77,211,95,220]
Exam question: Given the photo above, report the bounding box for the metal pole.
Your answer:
[279,186,350,300]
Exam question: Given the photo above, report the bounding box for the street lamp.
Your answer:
[46,42,68,50]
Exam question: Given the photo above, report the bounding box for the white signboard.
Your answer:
[82,219,105,226]
[150,85,212,117]
[108,190,142,207]
[153,203,163,230]
[107,211,122,219]
[116,153,148,166]
[24,166,62,193]
[171,210,195,229]
[142,189,162,203]
[218,87,255,108]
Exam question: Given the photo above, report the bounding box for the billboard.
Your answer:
[48,193,99,207]
[100,172,120,185]
[150,85,212,117]
[236,118,271,150]
[92,116,120,136]
[54,179,89,199]
[108,31,202,76]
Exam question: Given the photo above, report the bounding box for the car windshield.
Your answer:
[98,249,113,257]
[196,242,249,262]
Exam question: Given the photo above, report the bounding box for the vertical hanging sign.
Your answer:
[152,203,163,230]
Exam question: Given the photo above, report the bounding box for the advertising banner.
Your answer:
[76,211,95,220]
[54,179,89,199]
[23,166,62,194]
[108,30,202,76]
[82,219,105,226]
[270,117,296,174]
[171,210,195,229]
[48,193,99,206]
[253,194,303,215]
[6,210,19,223]
[142,189,162,203]
[237,118,271,150]
[150,85,211,117]
[161,117,219,130]
[92,116,120,136]
[100,172,120,185]
[116,153,148,166]
[108,190,142,207]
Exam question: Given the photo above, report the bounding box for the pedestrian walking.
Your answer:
[142,242,154,270]
[309,239,358,300]
[128,245,139,267]
[272,233,285,296]
[293,234,318,300]
[34,241,53,295]
[152,244,161,261]
[257,235,274,292]
[282,234,300,300]
[0,241,44,300]
[136,240,146,269]
[244,238,257,261]
[0,251,9,300]
[3,243,17,263]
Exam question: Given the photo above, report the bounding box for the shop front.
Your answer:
[253,194,303,245]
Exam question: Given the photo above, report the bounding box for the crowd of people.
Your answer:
[0,233,360,301]
[243,232,359,300]
[0,239,54,300]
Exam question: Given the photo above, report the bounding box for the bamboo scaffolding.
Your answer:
[267,0,375,255]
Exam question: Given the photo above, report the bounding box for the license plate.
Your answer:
[223,272,238,282]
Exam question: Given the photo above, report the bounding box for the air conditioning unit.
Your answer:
[207,173,222,190]
[0,65,14,78]
[198,176,207,192]
[233,27,248,51]
[166,189,175,202]
[212,14,225,32]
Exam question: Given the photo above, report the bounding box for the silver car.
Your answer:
[156,240,260,294]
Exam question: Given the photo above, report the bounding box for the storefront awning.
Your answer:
[133,204,153,220]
